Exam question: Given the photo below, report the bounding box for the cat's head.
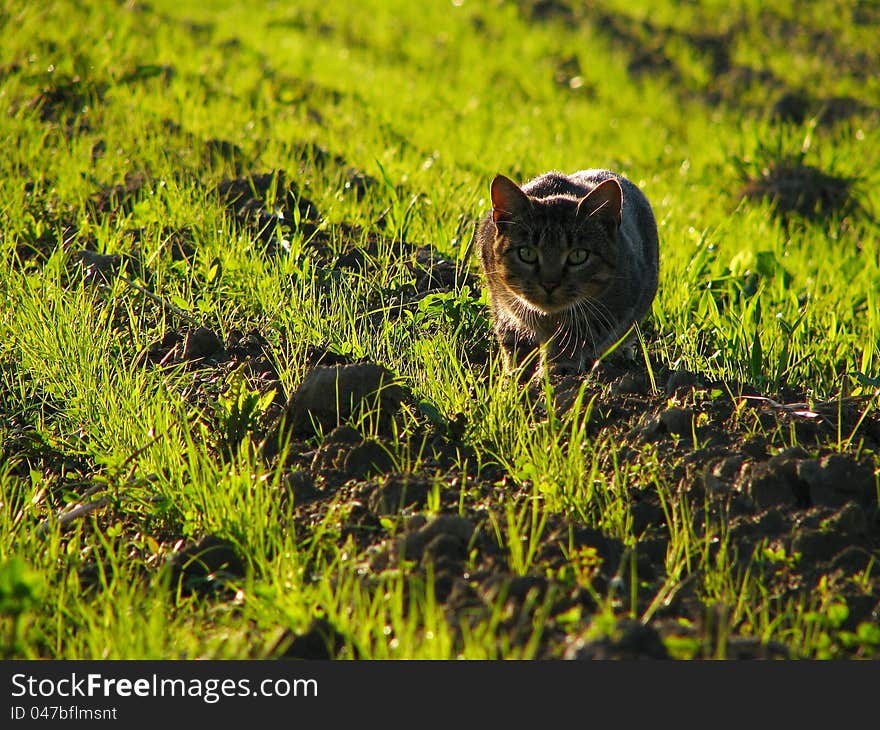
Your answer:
[488,174,622,315]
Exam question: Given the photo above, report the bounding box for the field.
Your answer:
[1,0,879,659]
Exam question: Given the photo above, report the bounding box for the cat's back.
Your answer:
[523,169,652,219]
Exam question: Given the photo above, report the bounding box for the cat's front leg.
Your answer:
[497,326,540,378]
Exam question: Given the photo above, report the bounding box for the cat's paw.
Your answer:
[530,364,547,382]
[510,366,537,385]
[546,361,582,378]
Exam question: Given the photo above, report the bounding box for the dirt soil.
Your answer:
[265,358,880,659]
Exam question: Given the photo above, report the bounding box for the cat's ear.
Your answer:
[491,174,531,223]
[577,178,622,230]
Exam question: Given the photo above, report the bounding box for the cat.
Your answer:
[476,169,659,377]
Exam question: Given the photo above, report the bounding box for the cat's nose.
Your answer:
[542,282,560,295]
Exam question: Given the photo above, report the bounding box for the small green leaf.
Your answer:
[258,388,278,412]
[826,602,849,628]
[206,257,222,286]
[170,294,192,311]
[0,557,44,616]
[417,400,447,428]
[554,605,581,625]
[856,622,880,645]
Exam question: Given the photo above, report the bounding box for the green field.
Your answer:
[1,0,879,659]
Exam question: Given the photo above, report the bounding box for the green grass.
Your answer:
[1,0,879,659]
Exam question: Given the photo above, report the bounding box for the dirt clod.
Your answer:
[396,515,475,564]
[142,326,225,366]
[182,327,224,360]
[90,171,151,216]
[740,160,864,222]
[169,535,246,596]
[564,619,670,660]
[368,474,432,514]
[659,407,695,437]
[282,469,320,505]
[69,249,127,283]
[738,452,807,510]
[216,171,319,252]
[343,439,396,480]
[276,618,353,659]
[797,454,876,508]
[282,363,408,439]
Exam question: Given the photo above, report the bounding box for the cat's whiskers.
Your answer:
[582,296,622,355]
[579,300,600,357]
[585,296,616,331]
[580,298,614,339]
[510,293,545,316]
[559,301,591,361]
[557,300,592,357]
[509,296,541,332]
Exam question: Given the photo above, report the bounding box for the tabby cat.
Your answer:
[476,169,659,377]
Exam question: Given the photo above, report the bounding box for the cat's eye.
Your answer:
[567,248,589,265]
[517,246,538,263]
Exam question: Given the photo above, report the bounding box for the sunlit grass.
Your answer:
[0,0,878,659]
